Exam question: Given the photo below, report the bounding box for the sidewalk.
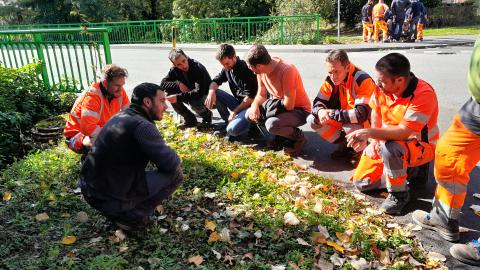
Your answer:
[113,34,478,52]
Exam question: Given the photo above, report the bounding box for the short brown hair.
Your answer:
[245,45,271,66]
[216,44,236,61]
[102,64,128,82]
[325,49,350,66]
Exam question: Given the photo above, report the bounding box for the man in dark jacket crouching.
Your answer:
[79,82,183,230]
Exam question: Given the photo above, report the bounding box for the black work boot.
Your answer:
[380,191,410,215]
[198,110,212,128]
[178,117,198,129]
[412,208,459,242]
[284,128,308,157]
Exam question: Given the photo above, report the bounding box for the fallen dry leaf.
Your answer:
[380,249,391,265]
[296,237,311,246]
[427,251,447,262]
[317,258,333,270]
[271,265,286,270]
[226,191,234,200]
[408,255,424,267]
[350,258,369,270]
[35,212,49,222]
[243,253,254,260]
[205,220,217,231]
[313,200,323,214]
[76,211,89,223]
[335,232,351,244]
[61,236,77,245]
[212,249,222,260]
[208,231,220,244]
[181,224,190,231]
[219,228,231,242]
[187,255,203,267]
[109,229,126,243]
[273,228,284,240]
[119,245,129,253]
[3,191,12,201]
[230,172,239,178]
[330,253,346,266]
[326,241,345,253]
[254,230,262,238]
[284,211,300,225]
[155,205,165,214]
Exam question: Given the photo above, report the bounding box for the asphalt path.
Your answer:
[112,44,479,269]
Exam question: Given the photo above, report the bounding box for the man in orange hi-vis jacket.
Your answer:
[412,40,480,266]
[373,0,389,42]
[346,53,439,215]
[307,49,376,166]
[64,64,130,154]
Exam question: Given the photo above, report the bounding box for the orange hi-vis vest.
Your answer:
[373,3,389,19]
[370,75,439,146]
[64,81,129,139]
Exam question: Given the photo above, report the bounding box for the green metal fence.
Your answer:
[0,28,112,92]
[0,15,323,44]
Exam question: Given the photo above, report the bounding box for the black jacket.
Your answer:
[212,57,258,102]
[80,105,180,203]
[160,58,211,103]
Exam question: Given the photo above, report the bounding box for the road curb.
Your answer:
[111,40,475,53]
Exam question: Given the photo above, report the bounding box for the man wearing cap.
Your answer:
[79,83,183,230]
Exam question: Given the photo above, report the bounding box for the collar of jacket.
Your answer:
[129,104,154,123]
[99,80,115,102]
[402,73,419,98]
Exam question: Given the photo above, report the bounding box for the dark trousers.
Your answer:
[392,16,406,40]
[171,96,210,123]
[81,166,184,225]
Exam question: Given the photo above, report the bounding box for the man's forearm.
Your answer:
[233,97,253,114]
[368,127,413,141]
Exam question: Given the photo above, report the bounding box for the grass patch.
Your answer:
[424,25,480,36]
[0,114,445,269]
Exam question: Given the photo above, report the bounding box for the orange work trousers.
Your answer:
[374,19,388,42]
[352,139,435,192]
[362,22,373,42]
[307,115,362,143]
[432,114,480,220]
[417,23,424,41]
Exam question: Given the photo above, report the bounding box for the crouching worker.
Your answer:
[307,49,376,166]
[347,53,439,215]
[79,83,183,230]
[245,45,312,156]
[64,64,130,154]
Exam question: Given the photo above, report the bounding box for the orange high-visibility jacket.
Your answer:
[373,3,389,19]
[64,81,129,139]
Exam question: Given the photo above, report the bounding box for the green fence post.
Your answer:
[153,21,158,43]
[101,30,112,64]
[172,25,177,48]
[33,33,50,88]
[280,17,284,44]
[213,19,217,42]
[127,22,132,43]
[247,18,251,44]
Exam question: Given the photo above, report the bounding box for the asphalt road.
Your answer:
[112,45,479,269]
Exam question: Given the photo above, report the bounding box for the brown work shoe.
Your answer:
[450,241,480,266]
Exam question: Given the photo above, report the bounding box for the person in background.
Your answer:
[64,64,129,154]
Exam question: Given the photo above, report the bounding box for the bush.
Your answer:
[429,2,480,27]
[0,63,76,169]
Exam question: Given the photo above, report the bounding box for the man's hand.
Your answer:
[204,89,216,109]
[228,111,237,122]
[167,95,177,104]
[82,136,92,148]
[178,81,189,93]
[248,105,260,123]
[364,140,380,159]
[317,109,332,125]
[346,128,370,151]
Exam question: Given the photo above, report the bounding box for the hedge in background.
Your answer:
[0,63,75,169]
